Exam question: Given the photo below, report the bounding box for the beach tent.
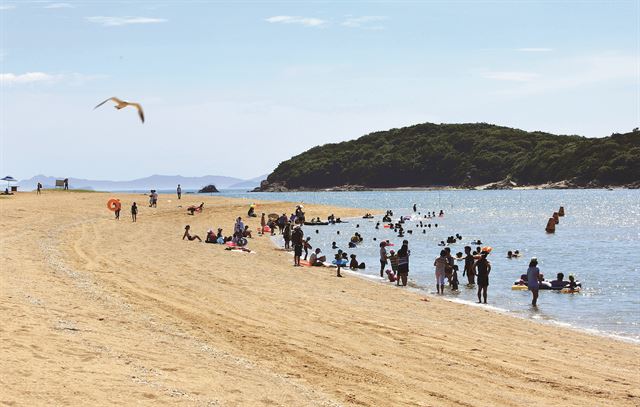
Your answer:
[1,176,17,190]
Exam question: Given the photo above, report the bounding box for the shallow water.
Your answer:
[217,189,640,341]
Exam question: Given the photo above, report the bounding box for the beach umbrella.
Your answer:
[1,176,16,190]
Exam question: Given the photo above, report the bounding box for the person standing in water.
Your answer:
[397,240,410,286]
[527,258,540,306]
[379,241,388,278]
[177,184,182,200]
[463,246,476,285]
[434,250,448,294]
[475,252,491,303]
[131,202,138,222]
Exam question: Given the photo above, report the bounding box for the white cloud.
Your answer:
[0,71,104,85]
[482,71,540,82]
[0,72,59,85]
[0,5,16,10]
[516,48,553,52]
[44,3,74,9]
[265,15,326,27]
[342,16,387,29]
[86,16,167,27]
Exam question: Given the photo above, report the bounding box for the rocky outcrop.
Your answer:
[483,178,517,190]
[198,184,219,193]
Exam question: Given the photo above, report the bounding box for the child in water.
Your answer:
[388,250,400,286]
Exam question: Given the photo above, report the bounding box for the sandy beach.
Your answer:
[1,191,638,406]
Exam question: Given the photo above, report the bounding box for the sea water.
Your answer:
[217,189,640,341]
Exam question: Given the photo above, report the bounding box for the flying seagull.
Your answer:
[94,97,145,123]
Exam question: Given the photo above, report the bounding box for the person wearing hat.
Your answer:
[527,258,541,306]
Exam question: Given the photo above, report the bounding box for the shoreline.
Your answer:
[268,221,640,345]
[2,191,638,406]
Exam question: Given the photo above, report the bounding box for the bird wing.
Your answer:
[94,97,124,109]
[129,103,145,123]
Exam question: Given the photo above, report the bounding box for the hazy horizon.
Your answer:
[2,1,638,180]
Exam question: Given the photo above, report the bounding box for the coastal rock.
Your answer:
[324,184,369,192]
[251,180,288,192]
[198,184,219,193]
[483,178,517,190]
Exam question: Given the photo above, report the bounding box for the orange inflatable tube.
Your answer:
[107,198,121,212]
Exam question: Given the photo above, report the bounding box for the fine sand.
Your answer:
[1,191,638,406]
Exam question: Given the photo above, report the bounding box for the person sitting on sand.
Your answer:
[205,229,216,243]
[243,225,252,239]
[309,248,326,266]
[183,225,202,242]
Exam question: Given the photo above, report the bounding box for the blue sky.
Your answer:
[1,0,638,180]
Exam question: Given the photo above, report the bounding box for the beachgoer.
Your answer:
[568,274,578,290]
[177,184,182,199]
[444,247,455,285]
[243,225,252,238]
[36,182,42,195]
[463,246,475,285]
[434,250,448,294]
[334,249,344,277]
[507,250,513,259]
[183,225,202,242]
[379,242,388,278]
[131,202,137,222]
[303,237,312,260]
[205,229,216,243]
[283,222,292,250]
[349,254,359,270]
[475,253,491,303]
[413,203,417,212]
[397,240,410,286]
[260,213,266,234]
[527,258,541,306]
[332,241,338,249]
[63,178,69,190]
[114,200,121,220]
[309,248,326,266]
[291,226,304,266]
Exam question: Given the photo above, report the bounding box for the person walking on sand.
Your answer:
[475,252,491,303]
[527,257,541,306]
[177,184,182,200]
[291,226,304,266]
[131,202,138,222]
[397,240,410,286]
[114,200,121,220]
[379,241,388,278]
[260,213,266,234]
[36,182,42,195]
[63,178,69,190]
[283,221,292,250]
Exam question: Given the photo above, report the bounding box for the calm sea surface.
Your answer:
[216,189,640,342]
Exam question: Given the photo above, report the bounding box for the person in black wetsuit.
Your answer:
[475,252,491,303]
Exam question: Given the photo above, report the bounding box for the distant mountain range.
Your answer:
[17,174,268,191]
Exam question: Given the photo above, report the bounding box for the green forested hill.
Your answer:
[263,123,640,189]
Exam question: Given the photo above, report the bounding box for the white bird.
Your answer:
[94,97,145,123]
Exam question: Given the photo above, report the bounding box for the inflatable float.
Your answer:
[106,198,121,212]
[304,221,329,226]
[512,280,582,291]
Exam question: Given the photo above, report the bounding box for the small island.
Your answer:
[198,184,219,193]
[255,123,640,191]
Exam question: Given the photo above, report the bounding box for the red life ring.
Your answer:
[107,199,121,212]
